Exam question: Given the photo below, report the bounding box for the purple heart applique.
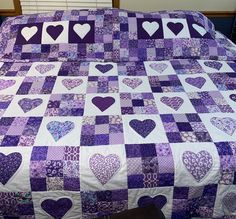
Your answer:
[18,98,43,113]
[41,198,73,219]
[185,77,206,89]
[204,61,222,70]
[89,153,121,185]
[138,195,167,209]
[95,64,113,73]
[129,119,156,138]
[149,63,168,73]
[229,94,236,102]
[62,79,83,90]
[0,152,22,185]
[0,79,16,90]
[167,22,184,35]
[182,150,213,182]
[122,78,143,89]
[92,96,115,112]
[222,193,236,213]
[160,96,184,111]
[210,117,236,136]
[46,25,64,40]
[35,64,55,74]
[47,121,75,142]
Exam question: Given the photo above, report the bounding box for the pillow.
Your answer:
[112,9,234,61]
[0,9,114,62]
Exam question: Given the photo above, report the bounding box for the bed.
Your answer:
[0,8,235,219]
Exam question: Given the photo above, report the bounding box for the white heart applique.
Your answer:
[73,24,91,39]
[21,26,38,41]
[192,24,207,36]
[142,21,159,37]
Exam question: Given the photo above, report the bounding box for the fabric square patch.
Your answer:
[0,117,42,146]
[148,75,184,93]
[45,94,85,116]
[0,192,34,217]
[87,76,119,93]
[125,143,174,188]
[172,185,217,219]
[122,115,168,144]
[30,146,80,191]
[80,145,127,191]
[144,61,176,76]
[208,73,236,91]
[187,91,234,113]
[81,189,128,218]
[16,76,56,95]
[0,62,31,76]
[161,114,212,143]
[89,62,118,76]
[58,62,89,76]
[0,95,14,117]
[80,115,124,146]
[215,142,236,185]
[117,62,146,76]
[197,60,234,73]
[120,93,158,114]
[34,117,82,146]
[170,59,204,74]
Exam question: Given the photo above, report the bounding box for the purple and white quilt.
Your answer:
[0,8,235,219]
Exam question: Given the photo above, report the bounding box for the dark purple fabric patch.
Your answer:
[46,25,64,40]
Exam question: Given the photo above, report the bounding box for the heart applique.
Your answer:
[210,117,236,136]
[0,79,16,90]
[21,26,38,41]
[192,24,207,36]
[0,152,22,185]
[182,150,213,182]
[92,96,115,112]
[46,25,64,40]
[89,153,121,185]
[62,79,83,90]
[160,96,184,111]
[149,63,168,73]
[204,61,223,70]
[18,98,43,113]
[167,22,184,35]
[47,121,75,142]
[229,94,236,102]
[142,21,160,37]
[129,119,156,138]
[122,78,143,89]
[41,198,73,219]
[138,195,167,209]
[73,23,91,39]
[185,77,206,89]
[35,64,55,74]
[95,64,113,73]
[222,193,236,213]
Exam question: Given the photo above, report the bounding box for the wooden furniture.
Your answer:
[231,16,236,43]
[0,0,22,16]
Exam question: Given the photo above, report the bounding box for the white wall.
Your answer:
[0,0,14,9]
[120,0,236,12]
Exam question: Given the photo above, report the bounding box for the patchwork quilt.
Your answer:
[0,8,235,219]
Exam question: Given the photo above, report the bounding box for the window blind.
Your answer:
[20,0,112,14]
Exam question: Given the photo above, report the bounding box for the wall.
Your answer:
[0,0,14,9]
[120,0,236,12]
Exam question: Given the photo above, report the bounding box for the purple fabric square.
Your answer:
[125,144,142,158]
[166,132,183,143]
[140,144,157,157]
[215,142,234,155]
[94,134,109,145]
[159,173,174,186]
[202,184,218,196]
[97,191,112,201]
[31,147,48,160]
[64,177,80,191]
[177,122,193,131]
[30,178,47,191]
[96,116,109,125]
[1,136,20,146]
[128,175,144,188]
[173,187,189,199]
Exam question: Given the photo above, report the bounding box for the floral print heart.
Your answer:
[185,77,206,89]
[182,150,213,182]
[92,96,115,112]
[122,78,143,89]
[62,79,83,90]
[41,198,73,218]
[229,94,236,102]
[95,64,113,73]
[160,96,184,111]
[0,152,22,185]
[47,121,75,142]
[18,98,43,113]
[35,64,55,74]
[0,79,16,90]
[204,61,222,70]
[89,153,121,185]
[129,119,156,138]
[222,192,236,213]
[210,117,236,136]
[149,63,168,73]
[138,195,167,209]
